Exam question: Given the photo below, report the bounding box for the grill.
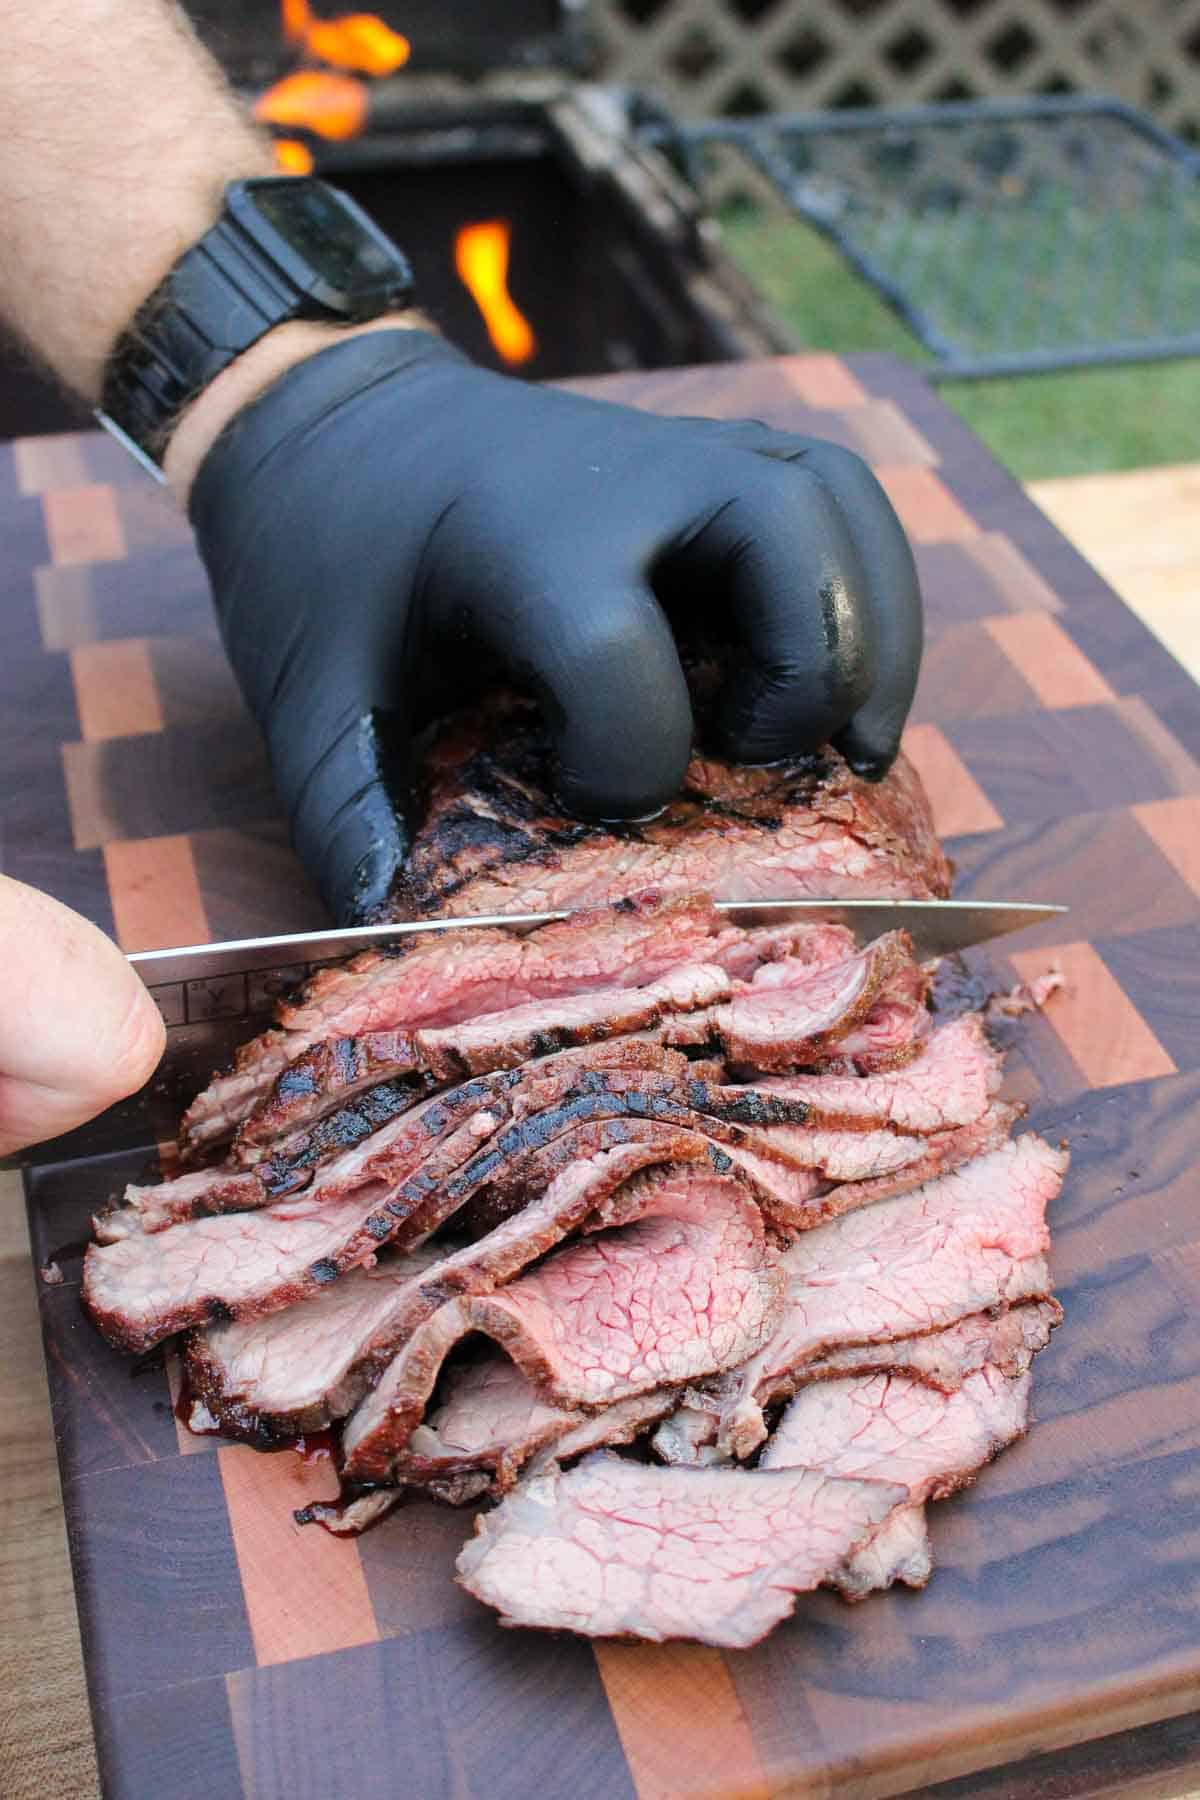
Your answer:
[0,3,796,439]
[7,9,1190,438]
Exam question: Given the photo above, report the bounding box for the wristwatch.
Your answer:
[98,176,415,476]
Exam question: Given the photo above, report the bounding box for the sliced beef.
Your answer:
[445,1092,1002,1247]
[183,1136,711,1441]
[93,1161,266,1241]
[259,1040,691,1192]
[184,1247,442,1442]
[235,961,732,1155]
[793,1102,1019,1217]
[834,1502,933,1598]
[655,1297,1060,1469]
[388,695,951,920]
[180,891,740,1157]
[100,1044,1020,1356]
[105,1084,820,1355]
[395,1356,579,1495]
[455,1452,906,1648]
[806,1296,1061,1393]
[379,1058,992,1249]
[443,1111,820,1243]
[84,1108,507,1353]
[233,1074,435,1186]
[755,1102,1015,1192]
[341,1165,783,1483]
[394,1365,676,1498]
[700,1102,1018,1234]
[112,1044,693,1239]
[525,1390,677,1473]
[665,931,923,1073]
[826,960,932,1074]
[762,1364,1033,1598]
[717,918,860,981]
[375,1071,824,1252]
[719,1133,1066,1457]
[757,1013,1002,1133]
[233,1041,424,1162]
[100,1073,512,1240]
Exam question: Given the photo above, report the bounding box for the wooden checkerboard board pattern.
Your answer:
[8,353,1200,1798]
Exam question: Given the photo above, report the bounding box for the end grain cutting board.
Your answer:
[4,353,1200,1799]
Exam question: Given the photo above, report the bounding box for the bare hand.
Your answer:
[0,876,165,1158]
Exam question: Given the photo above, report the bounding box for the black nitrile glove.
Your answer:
[189,329,922,922]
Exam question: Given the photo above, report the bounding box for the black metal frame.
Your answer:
[645,96,1200,380]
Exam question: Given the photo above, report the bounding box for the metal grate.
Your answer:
[647,96,1200,376]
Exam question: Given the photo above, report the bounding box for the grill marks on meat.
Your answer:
[182,1106,1025,1451]
[236,961,734,1154]
[84,809,1065,1654]
[454,1452,906,1649]
[179,726,948,1160]
[183,1138,714,1443]
[83,1107,507,1354]
[230,913,865,1166]
[99,1074,510,1242]
[184,1247,442,1444]
[180,892,746,1158]
[341,1165,784,1483]
[718,1134,1065,1458]
[87,1072,876,1352]
[763,1364,1034,1599]
[389,696,951,921]
[91,1005,1014,1356]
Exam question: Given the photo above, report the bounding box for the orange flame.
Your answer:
[257,2,408,148]
[282,0,410,76]
[454,222,538,367]
[255,69,369,141]
[274,137,316,174]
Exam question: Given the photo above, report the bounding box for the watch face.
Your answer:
[233,178,412,314]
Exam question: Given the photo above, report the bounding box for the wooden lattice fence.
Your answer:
[589,0,1200,139]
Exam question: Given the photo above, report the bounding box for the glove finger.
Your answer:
[786,442,923,776]
[265,645,411,923]
[669,458,876,762]
[676,427,923,776]
[457,550,695,820]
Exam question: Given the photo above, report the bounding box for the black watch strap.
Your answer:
[99,179,414,471]
[101,220,310,464]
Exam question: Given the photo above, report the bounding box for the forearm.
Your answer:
[0,0,273,401]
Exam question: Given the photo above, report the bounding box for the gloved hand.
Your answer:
[189,328,922,922]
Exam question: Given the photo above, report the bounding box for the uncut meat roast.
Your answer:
[79,726,1065,1651]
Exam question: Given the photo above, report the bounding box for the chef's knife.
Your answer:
[128,898,1067,989]
[6,898,1066,1170]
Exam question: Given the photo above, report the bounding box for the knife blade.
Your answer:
[5,896,1067,1171]
[127,898,1066,989]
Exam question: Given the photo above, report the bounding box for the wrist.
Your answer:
[162,312,431,504]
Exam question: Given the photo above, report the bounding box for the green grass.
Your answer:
[720,208,1200,481]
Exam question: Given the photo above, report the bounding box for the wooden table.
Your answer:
[4,352,1200,1800]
